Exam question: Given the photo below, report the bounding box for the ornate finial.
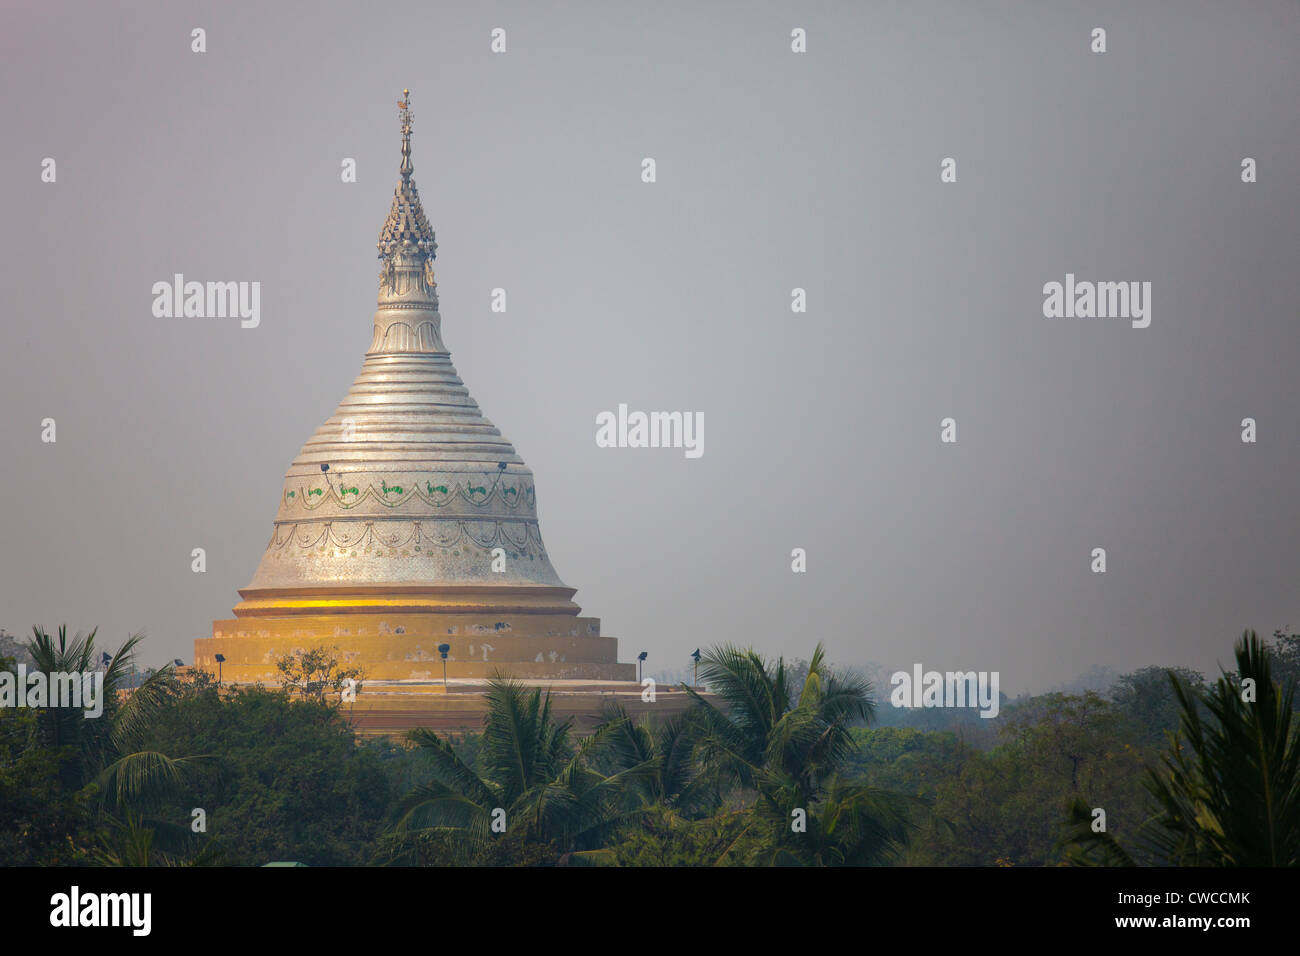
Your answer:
[398,89,415,182]
[398,89,413,130]
[377,88,437,289]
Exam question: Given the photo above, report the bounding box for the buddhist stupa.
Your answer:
[197,92,634,685]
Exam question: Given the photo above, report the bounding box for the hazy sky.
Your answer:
[2,0,1297,694]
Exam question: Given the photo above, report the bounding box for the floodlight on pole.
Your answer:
[438,643,450,688]
[691,648,701,687]
[637,651,648,683]
[214,653,225,685]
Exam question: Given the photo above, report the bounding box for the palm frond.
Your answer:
[406,727,497,808]
[388,782,494,841]
[95,751,208,808]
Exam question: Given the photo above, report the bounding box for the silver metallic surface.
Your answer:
[244,92,568,592]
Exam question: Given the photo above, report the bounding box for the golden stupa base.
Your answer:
[336,678,700,736]
[198,585,637,685]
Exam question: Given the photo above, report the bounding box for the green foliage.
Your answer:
[1067,632,1300,867]
[843,726,967,794]
[1269,628,1300,706]
[1109,665,1207,747]
[600,806,750,867]
[687,643,873,791]
[0,706,100,865]
[90,811,227,867]
[134,673,393,866]
[8,626,1297,869]
[386,678,658,865]
[587,704,721,816]
[274,645,364,703]
[6,627,213,865]
[848,697,1150,866]
[685,642,917,865]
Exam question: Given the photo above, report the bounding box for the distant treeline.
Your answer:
[2,628,1296,866]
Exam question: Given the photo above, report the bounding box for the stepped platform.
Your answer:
[335,677,702,736]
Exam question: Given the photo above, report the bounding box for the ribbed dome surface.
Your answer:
[291,353,526,467]
[242,94,567,593]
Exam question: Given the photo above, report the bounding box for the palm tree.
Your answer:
[1064,631,1300,866]
[388,678,656,864]
[25,626,197,804]
[745,773,920,867]
[685,642,917,865]
[550,704,729,865]
[587,703,717,815]
[91,811,227,867]
[23,626,208,864]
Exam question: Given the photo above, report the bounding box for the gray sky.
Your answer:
[2,0,1297,694]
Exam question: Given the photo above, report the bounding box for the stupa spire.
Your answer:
[375,89,441,350]
[202,91,635,688]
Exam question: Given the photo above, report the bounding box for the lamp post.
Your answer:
[637,651,647,683]
[438,643,450,688]
[214,653,225,685]
[691,648,701,687]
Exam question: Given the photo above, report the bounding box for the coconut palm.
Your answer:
[686,643,873,787]
[388,678,656,863]
[25,626,199,806]
[743,771,920,866]
[1064,631,1300,866]
[551,704,726,865]
[21,625,211,871]
[587,703,717,815]
[685,642,917,865]
[91,811,227,867]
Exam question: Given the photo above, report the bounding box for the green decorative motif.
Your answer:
[282,479,537,513]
